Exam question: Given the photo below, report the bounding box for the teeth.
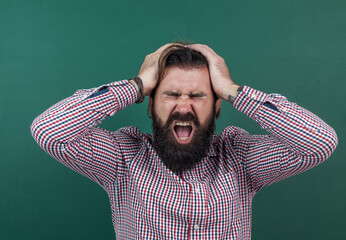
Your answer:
[179,137,189,141]
[175,122,191,126]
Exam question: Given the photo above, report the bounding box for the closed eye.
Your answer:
[163,91,207,99]
[189,93,207,99]
[163,91,181,98]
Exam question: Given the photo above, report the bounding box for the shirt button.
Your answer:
[194,224,199,230]
[282,107,287,112]
[195,188,200,193]
[251,93,258,99]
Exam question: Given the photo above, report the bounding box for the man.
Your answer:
[31,43,338,239]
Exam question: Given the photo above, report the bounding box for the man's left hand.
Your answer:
[189,44,241,103]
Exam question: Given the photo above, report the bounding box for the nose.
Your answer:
[175,95,193,114]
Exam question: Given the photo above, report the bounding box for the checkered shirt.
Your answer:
[31,80,338,239]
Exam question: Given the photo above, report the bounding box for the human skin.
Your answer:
[133,43,241,102]
[149,66,221,144]
[129,43,241,144]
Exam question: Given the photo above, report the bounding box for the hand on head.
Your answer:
[189,44,240,101]
[137,43,175,96]
[137,42,240,101]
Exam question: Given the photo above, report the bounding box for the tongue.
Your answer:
[175,126,191,138]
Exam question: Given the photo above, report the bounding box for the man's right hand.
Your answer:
[137,43,173,96]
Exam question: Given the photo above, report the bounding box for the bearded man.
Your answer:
[31,43,338,239]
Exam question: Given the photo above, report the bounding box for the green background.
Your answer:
[1,0,345,239]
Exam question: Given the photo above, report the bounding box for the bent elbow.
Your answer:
[30,118,39,141]
[328,128,338,156]
[30,117,44,147]
[30,115,53,151]
[313,128,338,162]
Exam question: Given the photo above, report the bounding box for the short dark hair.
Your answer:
[150,43,216,100]
[158,44,208,81]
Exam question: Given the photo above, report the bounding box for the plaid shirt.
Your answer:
[31,80,337,239]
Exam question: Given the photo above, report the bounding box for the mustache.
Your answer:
[166,112,200,127]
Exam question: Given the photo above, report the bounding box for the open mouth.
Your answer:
[173,121,193,144]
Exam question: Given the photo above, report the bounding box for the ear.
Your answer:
[215,98,222,118]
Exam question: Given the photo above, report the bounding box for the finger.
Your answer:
[189,44,218,60]
[155,42,189,55]
[190,44,216,54]
[154,43,174,54]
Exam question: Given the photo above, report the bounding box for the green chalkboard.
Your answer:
[1,0,345,239]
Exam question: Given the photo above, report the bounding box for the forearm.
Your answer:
[220,83,243,104]
[30,80,137,152]
[233,86,338,161]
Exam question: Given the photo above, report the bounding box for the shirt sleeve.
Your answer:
[30,80,138,188]
[231,86,338,193]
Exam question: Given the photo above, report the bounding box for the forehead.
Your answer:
[157,66,212,93]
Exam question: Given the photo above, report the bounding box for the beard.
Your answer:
[151,106,216,174]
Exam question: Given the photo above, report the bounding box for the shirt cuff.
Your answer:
[233,86,269,119]
[106,80,138,116]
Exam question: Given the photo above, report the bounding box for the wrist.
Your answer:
[129,77,145,103]
[137,73,155,96]
[222,83,243,104]
[129,79,139,92]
